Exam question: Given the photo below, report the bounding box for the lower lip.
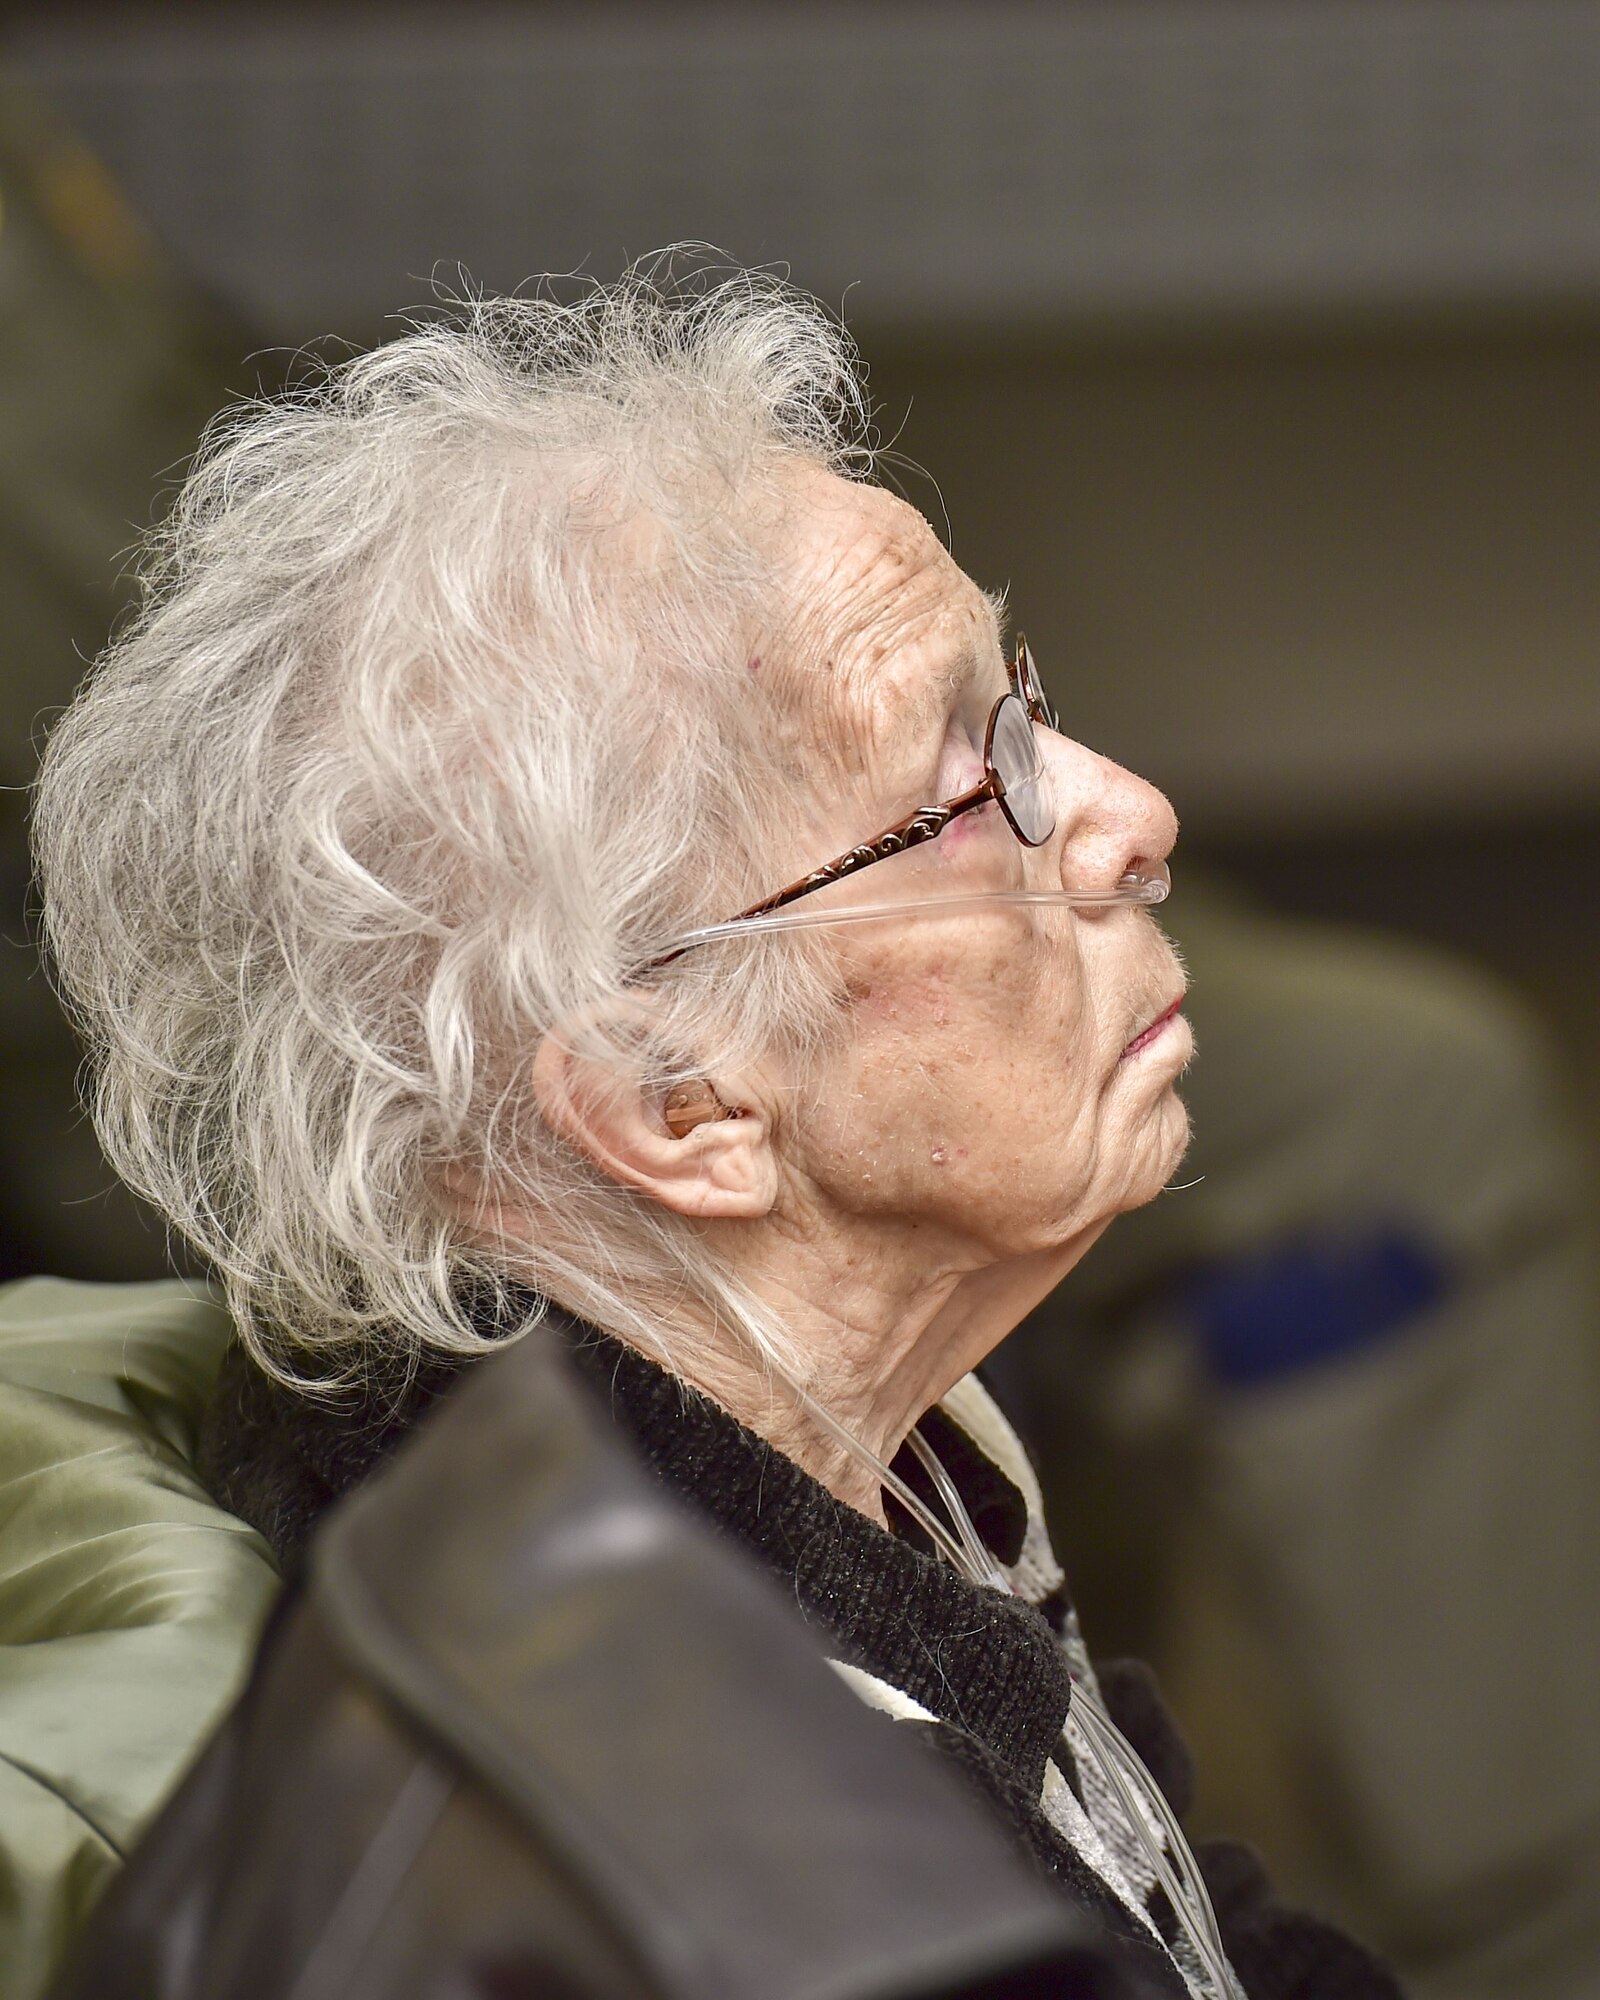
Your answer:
[1120,998,1184,1061]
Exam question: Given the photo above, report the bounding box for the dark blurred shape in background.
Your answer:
[0,71,246,1279]
[1,7,1596,2000]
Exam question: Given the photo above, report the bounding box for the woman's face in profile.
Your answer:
[764,468,1193,1267]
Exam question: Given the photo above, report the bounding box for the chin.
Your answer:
[1152,1087,1195,1189]
[1118,1088,1193,1215]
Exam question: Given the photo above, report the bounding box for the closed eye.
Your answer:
[934,710,987,797]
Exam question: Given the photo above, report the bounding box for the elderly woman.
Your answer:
[34,269,1395,2000]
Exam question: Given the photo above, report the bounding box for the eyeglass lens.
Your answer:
[1014,636,1059,732]
[990,694,1053,845]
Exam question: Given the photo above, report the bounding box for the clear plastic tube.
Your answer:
[891,1410,1233,1995]
[1070,1691,1234,1995]
[786,1380,982,1580]
[1087,1686,1228,1967]
[1073,1713,1232,1998]
[905,1426,1011,1591]
[662,867,1171,958]
[782,1369,1236,1997]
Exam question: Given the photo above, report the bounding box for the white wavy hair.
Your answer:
[35,259,873,1391]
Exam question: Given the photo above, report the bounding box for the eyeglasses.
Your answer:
[645,635,1169,969]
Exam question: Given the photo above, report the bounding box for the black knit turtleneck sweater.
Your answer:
[198,1318,1403,2000]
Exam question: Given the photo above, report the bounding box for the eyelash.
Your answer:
[932,670,1005,797]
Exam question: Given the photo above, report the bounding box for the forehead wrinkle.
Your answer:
[830,536,998,732]
[827,601,987,797]
[770,474,1001,792]
[854,582,1003,757]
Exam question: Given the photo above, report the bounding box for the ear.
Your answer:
[529,1023,779,1221]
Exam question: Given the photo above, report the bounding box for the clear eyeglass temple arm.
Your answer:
[662,861,1170,957]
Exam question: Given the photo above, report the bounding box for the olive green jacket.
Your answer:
[0,1278,281,2000]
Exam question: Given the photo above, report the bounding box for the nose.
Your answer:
[1038,730,1178,897]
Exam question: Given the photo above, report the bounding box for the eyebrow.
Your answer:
[923,595,1007,716]
[886,643,977,764]
[939,636,984,701]
[853,590,1007,787]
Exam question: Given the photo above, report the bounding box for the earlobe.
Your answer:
[530,1031,778,1220]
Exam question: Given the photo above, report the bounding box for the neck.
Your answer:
[668,1212,1107,1523]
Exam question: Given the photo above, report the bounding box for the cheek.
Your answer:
[813,938,1107,1204]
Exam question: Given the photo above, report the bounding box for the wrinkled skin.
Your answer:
[534,467,1191,1517]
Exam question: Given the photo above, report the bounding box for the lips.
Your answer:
[1120,994,1185,1061]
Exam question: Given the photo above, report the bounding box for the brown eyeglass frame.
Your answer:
[646,635,1057,971]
